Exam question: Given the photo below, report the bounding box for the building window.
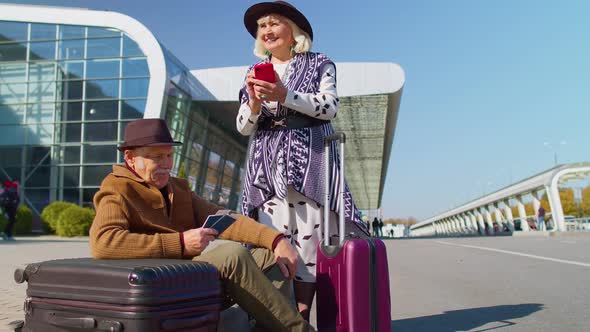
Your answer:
[121,99,145,119]
[84,122,118,142]
[0,21,27,42]
[59,25,85,39]
[0,20,150,213]
[122,58,148,77]
[30,23,57,41]
[29,41,56,60]
[58,39,84,59]
[0,42,27,61]
[87,37,121,58]
[86,59,120,79]
[85,100,118,120]
[58,60,84,80]
[83,144,117,163]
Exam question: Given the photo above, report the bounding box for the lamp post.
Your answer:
[543,141,566,166]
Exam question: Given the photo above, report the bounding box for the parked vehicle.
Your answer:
[513,218,523,231]
[513,217,537,231]
[564,215,576,231]
[565,216,590,231]
[514,214,590,231]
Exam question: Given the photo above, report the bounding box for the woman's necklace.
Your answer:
[271,56,294,83]
[266,56,294,115]
[280,58,294,82]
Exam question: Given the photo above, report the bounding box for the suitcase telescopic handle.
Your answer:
[325,132,346,144]
[324,132,346,246]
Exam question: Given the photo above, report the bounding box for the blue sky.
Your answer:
[11,0,590,220]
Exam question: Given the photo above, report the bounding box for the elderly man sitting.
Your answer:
[90,118,314,332]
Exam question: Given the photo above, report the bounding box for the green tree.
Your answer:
[524,202,535,216]
[510,205,526,218]
[580,185,590,217]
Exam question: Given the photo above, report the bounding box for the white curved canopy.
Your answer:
[191,62,404,100]
[191,63,405,209]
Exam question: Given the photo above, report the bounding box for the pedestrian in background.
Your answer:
[537,206,546,231]
[236,1,369,321]
[372,217,380,237]
[0,180,20,240]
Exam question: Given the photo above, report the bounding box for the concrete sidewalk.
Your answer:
[0,236,91,330]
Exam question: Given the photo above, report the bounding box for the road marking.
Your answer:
[436,241,590,268]
[559,240,577,244]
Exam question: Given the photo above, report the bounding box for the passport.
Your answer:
[202,212,236,236]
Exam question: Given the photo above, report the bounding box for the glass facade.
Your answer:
[0,21,148,214]
[0,19,247,217]
[160,47,247,209]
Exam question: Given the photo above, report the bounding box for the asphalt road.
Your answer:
[389,235,590,332]
[1,234,589,331]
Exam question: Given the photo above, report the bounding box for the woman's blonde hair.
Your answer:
[253,14,312,59]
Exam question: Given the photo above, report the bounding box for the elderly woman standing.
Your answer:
[237,1,369,321]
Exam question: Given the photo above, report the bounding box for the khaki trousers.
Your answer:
[193,242,313,332]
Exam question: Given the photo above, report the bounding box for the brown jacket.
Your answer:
[90,165,280,259]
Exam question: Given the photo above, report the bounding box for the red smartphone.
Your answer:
[253,63,276,83]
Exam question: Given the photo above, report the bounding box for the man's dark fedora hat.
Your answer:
[117,118,182,151]
[244,1,313,41]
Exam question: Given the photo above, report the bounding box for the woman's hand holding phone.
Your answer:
[246,64,288,108]
[246,71,262,114]
[253,63,276,83]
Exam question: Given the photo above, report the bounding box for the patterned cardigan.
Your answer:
[238,52,369,235]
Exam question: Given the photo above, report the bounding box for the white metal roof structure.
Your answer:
[192,63,405,209]
[0,3,168,119]
[411,163,590,235]
[1,2,406,212]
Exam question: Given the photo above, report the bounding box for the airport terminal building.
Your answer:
[0,4,404,218]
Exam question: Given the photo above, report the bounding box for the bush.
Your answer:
[41,201,77,233]
[0,205,33,235]
[55,206,95,237]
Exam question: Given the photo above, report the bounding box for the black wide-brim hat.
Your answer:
[117,118,182,151]
[244,1,313,41]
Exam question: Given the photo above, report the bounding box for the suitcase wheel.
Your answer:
[6,320,23,332]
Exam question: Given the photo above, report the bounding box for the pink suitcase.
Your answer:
[317,133,391,332]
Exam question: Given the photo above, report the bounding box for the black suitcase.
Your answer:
[14,258,222,331]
